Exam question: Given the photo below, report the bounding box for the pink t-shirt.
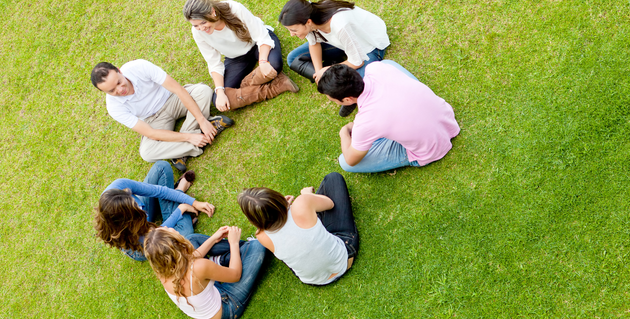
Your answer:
[352,62,460,165]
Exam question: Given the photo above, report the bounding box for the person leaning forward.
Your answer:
[91,59,234,172]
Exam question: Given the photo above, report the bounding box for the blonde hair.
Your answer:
[144,228,197,308]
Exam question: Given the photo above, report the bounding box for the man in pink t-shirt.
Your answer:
[317,61,460,173]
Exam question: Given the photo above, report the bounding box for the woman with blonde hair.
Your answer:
[183,0,298,111]
[238,172,359,285]
[144,226,267,319]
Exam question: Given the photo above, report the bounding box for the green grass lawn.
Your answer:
[1,0,629,317]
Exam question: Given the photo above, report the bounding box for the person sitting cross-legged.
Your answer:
[91,59,234,172]
[317,60,460,173]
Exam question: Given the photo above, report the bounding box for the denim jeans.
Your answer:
[339,138,421,173]
[186,234,268,319]
[286,42,386,77]
[222,30,283,89]
[312,172,359,285]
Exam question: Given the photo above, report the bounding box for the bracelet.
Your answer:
[259,60,268,64]
[214,86,225,93]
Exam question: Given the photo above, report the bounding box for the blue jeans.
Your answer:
[186,234,268,319]
[339,138,421,173]
[287,42,386,77]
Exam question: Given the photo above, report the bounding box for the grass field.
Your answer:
[1,0,629,317]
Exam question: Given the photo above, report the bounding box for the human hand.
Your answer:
[313,66,330,84]
[285,195,295,206]
[215,90,231,112]
[210,226,229,244]
[259,62,274,77]
[300,187,314,195]
[193,201,215,218]
[187,133,211,147]
[198,119,217,142]
[227,226,242,245]
[178,203,198,216]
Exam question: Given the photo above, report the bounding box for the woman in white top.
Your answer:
[238,172,359,285]
[183,0,299,111]
[279,0,389,82]
[144,225,267,319]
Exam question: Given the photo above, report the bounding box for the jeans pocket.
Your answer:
[335,232,358,258]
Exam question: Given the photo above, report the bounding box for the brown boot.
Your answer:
[225,73,299,109]
[240,67,277,87]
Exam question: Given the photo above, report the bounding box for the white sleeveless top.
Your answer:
[266,209,348,285]
[165,262,222,319]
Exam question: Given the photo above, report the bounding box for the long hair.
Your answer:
[183,0,252,43]
[144,228,197,308]
[238,187,289,232]
[279,0,355,26]
[94,189,156,252]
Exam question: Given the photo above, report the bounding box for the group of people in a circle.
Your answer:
[91,0,460,318]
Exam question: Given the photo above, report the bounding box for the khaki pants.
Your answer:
[139,84,213,162]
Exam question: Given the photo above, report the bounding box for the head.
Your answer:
[144,227,195,304]
[238,188,289,232]
[94,189,156,252]
[317,64,364,104]
[91,62,133,96]
[279,0,354,35]
[183,0,252,42]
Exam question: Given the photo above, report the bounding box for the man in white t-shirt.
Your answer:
[317,61,460,173]
[91,59,233,171]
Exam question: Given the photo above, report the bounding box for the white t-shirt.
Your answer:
[191,0,275,76]
[105,59,171,129]
[306,7,390,66]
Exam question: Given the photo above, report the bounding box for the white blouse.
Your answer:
[191,0,275,76]
[306,6,390,66]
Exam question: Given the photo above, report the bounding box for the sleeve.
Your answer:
[231,1,275,49]
[106,96,139,129]
[335,24,368,66]
[350,120,380,151]
[135,59,168,85]
[103,179,196,205]
[305,32,318,46]
[191,28,225,76]
[161,208,183,228]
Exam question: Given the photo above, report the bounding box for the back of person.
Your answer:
[165,262,222,319]
[266,209,347,285]
[353,61,461,165]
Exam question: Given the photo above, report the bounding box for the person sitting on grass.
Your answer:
[90,59,234,172]
[183,0,299,112]
[317,61,461,173]
[144,226,268,319]
[94,160,214,261]
[238,172,358,286]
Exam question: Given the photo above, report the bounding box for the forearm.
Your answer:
[258,44,271,62]
[309,43,324,71]
[339,127,353,156]
[341,60,363,69]
[194,237,217,258]
[228,242,242,275]
[145,128,193,143]
[176,88,207,124]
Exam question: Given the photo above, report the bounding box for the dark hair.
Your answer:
[94,188,157,252]
[238,187,288,232]
[317,64,364,100]
[279,0,354,26]
[184,0,252,43]
[91,62,118,89]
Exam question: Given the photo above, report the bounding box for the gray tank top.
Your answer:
[266,209,348,285]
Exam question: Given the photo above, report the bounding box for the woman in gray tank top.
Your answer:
[237,172,359,285]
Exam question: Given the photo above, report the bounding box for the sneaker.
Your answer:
[339,103,357,117]
[170,157,188,173]
[209,115,235,135]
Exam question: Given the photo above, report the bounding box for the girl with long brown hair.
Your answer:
[183,0,298,112]
[144,226,267,319]
[95,161,214,261]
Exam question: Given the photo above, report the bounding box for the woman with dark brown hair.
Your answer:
[95,161,214,261]
[238,172,359,285]
[183,0,298,111]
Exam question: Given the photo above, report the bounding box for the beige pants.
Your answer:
[139,83,213,162]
